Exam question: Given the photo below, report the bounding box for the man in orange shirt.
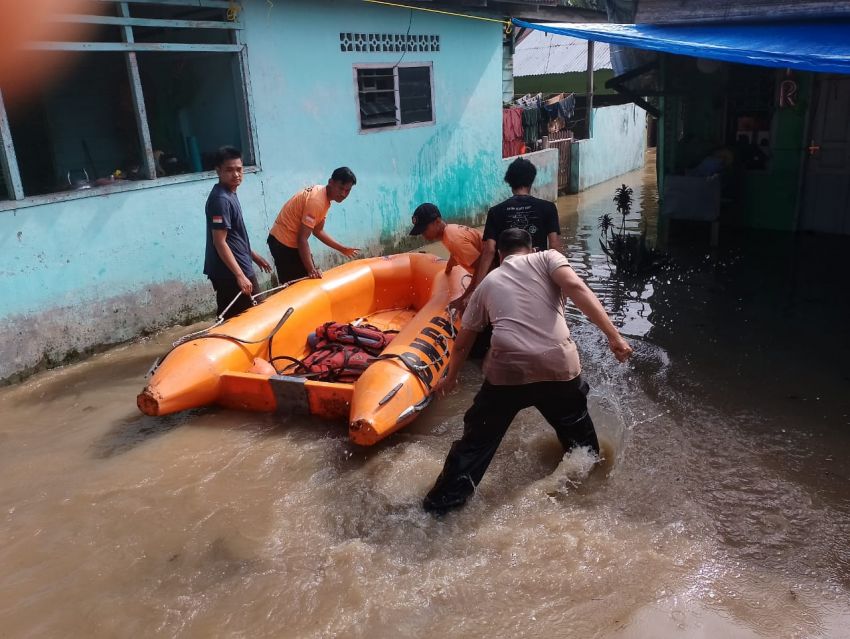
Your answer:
[409,203,493,312]
[267,167,360,284]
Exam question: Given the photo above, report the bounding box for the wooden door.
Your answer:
[801,76,850,234]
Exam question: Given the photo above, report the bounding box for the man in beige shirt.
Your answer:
[424,228,633,514]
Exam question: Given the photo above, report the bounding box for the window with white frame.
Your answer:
[0,0,255,204]
[355,64,434,132]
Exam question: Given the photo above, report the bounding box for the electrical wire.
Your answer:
[393,9,414,70]
[362,0,512,32]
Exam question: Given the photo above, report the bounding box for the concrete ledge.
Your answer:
[0,280,214,383]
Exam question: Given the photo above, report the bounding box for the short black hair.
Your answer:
[497,228,532,254]
[504,157,537,190]
[330,166,357,185]
[215,146,242,168]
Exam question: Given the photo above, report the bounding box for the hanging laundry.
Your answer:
[536,97,549,134]
[543,93,563,116]
[502,107,525,157]
[515,92,542,109]
[522,106,540,147]
[542,102,560,120]
[558,94,576,120]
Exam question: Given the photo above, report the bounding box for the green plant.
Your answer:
[598,184,660,275]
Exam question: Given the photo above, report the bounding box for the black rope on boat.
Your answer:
[269,355,316,376]
[194,306,294,347]
[146,307,294,379]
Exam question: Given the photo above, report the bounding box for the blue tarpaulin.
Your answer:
[511,19,850,75]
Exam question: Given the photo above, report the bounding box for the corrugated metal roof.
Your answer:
[513,29,611,77]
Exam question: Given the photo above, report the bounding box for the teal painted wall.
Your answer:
[0,0,561,381]
[569,103,647,192]
[244,1,507,254]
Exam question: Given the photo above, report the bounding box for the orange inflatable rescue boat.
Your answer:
[137,253,465,445]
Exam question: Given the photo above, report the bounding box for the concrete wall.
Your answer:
[0,0,558,382]
[503,148,558,202]
[570,103,647,192]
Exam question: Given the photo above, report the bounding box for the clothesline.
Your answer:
[502,92,578,157]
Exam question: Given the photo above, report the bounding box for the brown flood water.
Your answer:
[2,156,850,638]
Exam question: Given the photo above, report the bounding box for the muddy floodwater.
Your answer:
[2,158,850,638]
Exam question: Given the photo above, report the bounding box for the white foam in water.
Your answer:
[531,445,600,497]
[558,445,600,482]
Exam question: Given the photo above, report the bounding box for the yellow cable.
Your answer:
[362,0,513,32]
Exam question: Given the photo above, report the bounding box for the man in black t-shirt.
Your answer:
[204,146,272,319]
[463,157,562,313]
[483,161,561,253]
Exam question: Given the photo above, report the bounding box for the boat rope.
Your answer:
[189,307,294,348]
[145,277,308,379]
[373,306,458,387]
[146,306,296,379]
[170,276,308,349]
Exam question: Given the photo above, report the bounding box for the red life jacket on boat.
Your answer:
[299,340,378,383]
[309,322,395,356]
[278,322,396,382]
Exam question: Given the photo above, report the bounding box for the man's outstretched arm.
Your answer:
[551,266,633,362]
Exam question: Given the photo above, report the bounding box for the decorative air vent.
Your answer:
[340,33,440,53]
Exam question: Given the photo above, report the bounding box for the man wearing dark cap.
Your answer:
[409,202,490,293]
[410,203,495,356]
[423,228,633,515]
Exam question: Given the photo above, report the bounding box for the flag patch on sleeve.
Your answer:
[212,215,224,224]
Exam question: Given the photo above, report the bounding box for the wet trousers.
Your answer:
[209,273,260,320]
[423,375,598,513]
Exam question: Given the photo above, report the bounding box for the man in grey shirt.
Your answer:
[424,228,633,514]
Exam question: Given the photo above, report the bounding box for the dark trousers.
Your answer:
[209,272,260,320]
[267,234,308,284]
[423,375,598,513]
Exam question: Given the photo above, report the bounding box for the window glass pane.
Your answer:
[1,52,142,196]
[133,27,233,46]
[137,52,252,175]
[398,66,432,125]
[357,68,397,129]
[0,169,8,200]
